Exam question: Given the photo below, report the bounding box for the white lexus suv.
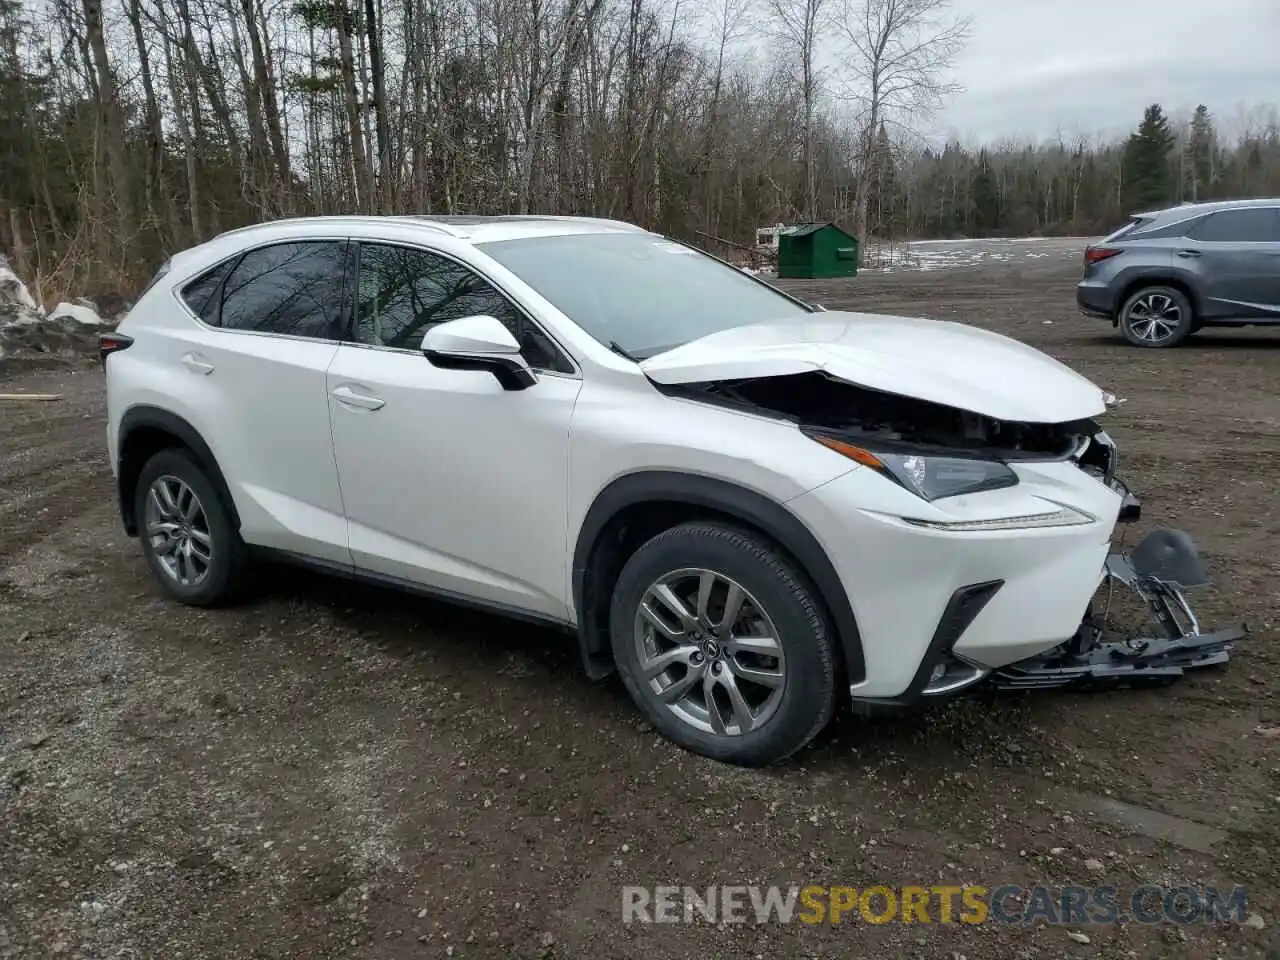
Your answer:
[102,214,1128,766]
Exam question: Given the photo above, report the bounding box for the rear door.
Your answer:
[1186,207,1280,320]
[172,239,352,563]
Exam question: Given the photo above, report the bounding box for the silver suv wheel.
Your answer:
[1127,292,1182,343]
[633,567,786,737]
[1119,286,1194,348]
[144,475,214,587]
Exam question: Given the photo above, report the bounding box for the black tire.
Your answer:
[133,447,247,607]
[1118,286,1194,348]
[609,521,838,766]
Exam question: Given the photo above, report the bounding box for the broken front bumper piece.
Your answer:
[991,525,1246,690]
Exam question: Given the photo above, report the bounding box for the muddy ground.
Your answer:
[1,239,1277,959]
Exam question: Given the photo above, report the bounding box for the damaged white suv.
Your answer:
[102,215,1240,765]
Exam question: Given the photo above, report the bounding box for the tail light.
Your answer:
[98,332,134,365]
[1084,246,1122,265]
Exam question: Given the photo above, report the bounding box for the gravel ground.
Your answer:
[1,238,1278,959]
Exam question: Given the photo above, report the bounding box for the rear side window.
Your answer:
[1190,209,1280,243]
[218,241,347,338]
[180,260,233,324]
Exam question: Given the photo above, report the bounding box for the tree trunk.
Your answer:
[81,0,135,241]
[155,0,202,240]
[364,0,392,209]
[240,0,292,203]
[125,0,180,244]
[335,2,373,208]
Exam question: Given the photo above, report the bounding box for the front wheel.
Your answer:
[609,521,838,766]
[1118,286,1194,347]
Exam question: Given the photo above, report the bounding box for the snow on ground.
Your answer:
[0,255,42,315]
[0,258,110,363]
[866,236,1096,273]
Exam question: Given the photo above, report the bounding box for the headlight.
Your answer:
[807,433,1018,501]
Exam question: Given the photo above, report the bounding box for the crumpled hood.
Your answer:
[639,312,1107,423]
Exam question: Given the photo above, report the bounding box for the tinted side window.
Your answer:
[1190,209,1280,243]
[218,241,346,338]
[356,243,571,372]
[180,260,233,324]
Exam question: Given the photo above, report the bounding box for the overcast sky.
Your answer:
[926,0,1280,143]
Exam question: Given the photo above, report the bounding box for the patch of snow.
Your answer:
[0,255,42,314]
[48,301,106,326]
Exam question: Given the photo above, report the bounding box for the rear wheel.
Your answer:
[134,448,247,606]
[609,521,837,766]
[1118,286,1194,347]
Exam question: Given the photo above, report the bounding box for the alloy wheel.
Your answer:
[632,567,786,737]
[144,475,214,587]
[1127,293,1182,343]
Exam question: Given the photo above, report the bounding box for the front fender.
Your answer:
[571,470,865,684]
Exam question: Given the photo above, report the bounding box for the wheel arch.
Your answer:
[116,406,240,537]
[1117,274,1199,323]
[571,471,865,685]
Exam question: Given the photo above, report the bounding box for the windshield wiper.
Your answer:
[608,340,642,363]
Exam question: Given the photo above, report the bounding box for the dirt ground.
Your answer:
[2,239,1278,959]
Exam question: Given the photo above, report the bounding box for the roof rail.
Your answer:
[206,214,466,243]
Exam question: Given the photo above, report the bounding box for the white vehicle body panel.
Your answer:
[325,343,583,620]
[639,313,1108,423]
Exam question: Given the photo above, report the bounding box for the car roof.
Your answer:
[1135,197,1280,220]
[210,214,651,246]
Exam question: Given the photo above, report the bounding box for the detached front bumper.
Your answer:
[808,465,1245,707]
[791,458,1127,702]
[871,493,1245,704]
[992,526,1245,690]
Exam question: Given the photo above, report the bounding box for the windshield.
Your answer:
[477,233,811,358]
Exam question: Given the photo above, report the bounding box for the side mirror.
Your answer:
[421,315,537,391]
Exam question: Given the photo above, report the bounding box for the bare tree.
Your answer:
[835,0,969,252]
[81,0,136,245]
[761,0,828,220]
[698,0,750,232]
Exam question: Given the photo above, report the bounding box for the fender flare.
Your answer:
[116,406,240,535]
[571,471,865,683]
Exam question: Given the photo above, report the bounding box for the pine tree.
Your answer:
[1121,104,1176,211]
[1187,105,1215,201]
[970,148,999,233]
[865,122,897,237]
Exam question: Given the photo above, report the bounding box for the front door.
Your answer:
[326,241,583,620]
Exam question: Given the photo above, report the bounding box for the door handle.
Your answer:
[181,352,215,375]
[1175,249,1201,258]
[330,384,385,411]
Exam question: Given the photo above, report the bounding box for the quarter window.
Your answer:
[1189,209,1280,243]
[180,260,233,324]
[355,243,570,372]
[213,241,347,338]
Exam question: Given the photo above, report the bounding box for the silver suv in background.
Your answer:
[1077,198,1280,347]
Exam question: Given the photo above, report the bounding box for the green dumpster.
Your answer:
[776,222,860,280]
